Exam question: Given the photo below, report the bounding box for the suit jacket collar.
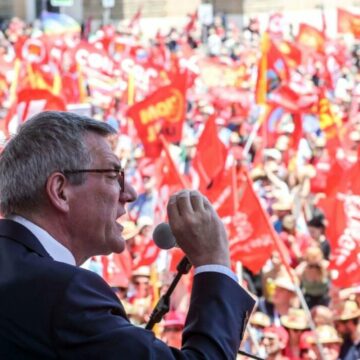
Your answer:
[0,219,51,258]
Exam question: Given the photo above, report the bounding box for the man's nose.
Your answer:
[120,179,137,203]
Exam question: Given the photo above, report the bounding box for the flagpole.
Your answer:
[242,105,267,158]
[242,169,326,360]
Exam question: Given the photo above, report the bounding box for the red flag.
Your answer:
[102,251,132,287]
[133,240,160,269]
[296,23,326,53]
[327,162,360,287]
[5,88,66,136]
[268,84,317,114]
[228,170,276,273]
[275,40,302,68]
[183,10,198,34]
[127,82,187,158]
[192,114,228,192]
[337,8,360,39]
[205,166,237,218]
[128,6,142,30]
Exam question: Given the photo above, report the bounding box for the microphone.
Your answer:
[152,222,176,250]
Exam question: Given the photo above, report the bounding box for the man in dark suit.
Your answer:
[0,111,255,359]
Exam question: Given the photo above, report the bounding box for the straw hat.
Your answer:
[264,148,282,161]
[121,220,139,240]
[333,300,360,321]
[315,325,343,344]
[281,308,309,330]
[274,276,296,292]
[250,312,271,328]
[250,167,267,181]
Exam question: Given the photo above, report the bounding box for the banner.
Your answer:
[296,23,325,53]
[127,83,186,157]
[328,193,360,287]
[337,8,360,39]
[228,170,275,273]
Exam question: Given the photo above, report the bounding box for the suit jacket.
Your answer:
[0,219,255,359]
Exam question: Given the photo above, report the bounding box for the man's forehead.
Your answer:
[84,133,119,165]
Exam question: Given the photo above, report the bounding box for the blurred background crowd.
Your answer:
[0,1,360,359]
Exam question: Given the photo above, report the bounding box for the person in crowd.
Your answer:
[261,251,289,302]
[311,305,334,327]
[244,311,271,357]
[279,214,311,267]
[258,276,298,325]
[280,308,310,359]
[0,111,255,358]
[128,266,153,326]
[334,300,360,360]
[307,214,330,260]
[296,246,330,308]
[270,197,293,234]
[128,169,158,220]
[311,325,343,360]
[299,330,317,360]
[161,310,186,349]
[261,325,290,360]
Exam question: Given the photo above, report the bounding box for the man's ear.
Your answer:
[45,172,70,213]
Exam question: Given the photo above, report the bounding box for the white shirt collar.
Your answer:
[10,215,76,266]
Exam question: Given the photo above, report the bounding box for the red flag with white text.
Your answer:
[228,170,276,273]
[127,81,187,158]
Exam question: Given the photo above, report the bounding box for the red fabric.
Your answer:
[102,250,132,288]
[324,162,360,287]
[127,82,187,158]
[205,166,237,218]
[228,170,275,273]
[296,23,326,53]
[279,231,311,267]
[184,10,198,34]
[192,114,228,192]
[128,6,142,30]
[17,88,66,121]
[310,155,332,194]
[275,40,303,68]
[338,8,360,39]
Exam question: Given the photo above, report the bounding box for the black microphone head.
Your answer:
[152,223,176,250]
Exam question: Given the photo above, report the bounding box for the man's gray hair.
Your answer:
[0,111,116,217]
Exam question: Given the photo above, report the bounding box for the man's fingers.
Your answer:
[189,190,205,212]
[167,193,180,221]
[174,190,194,216]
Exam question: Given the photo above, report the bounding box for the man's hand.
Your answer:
[167,190,230,268]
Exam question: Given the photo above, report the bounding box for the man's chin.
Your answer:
[111,237,126,254]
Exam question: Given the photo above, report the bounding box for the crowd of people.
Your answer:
[0,8,360,359]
